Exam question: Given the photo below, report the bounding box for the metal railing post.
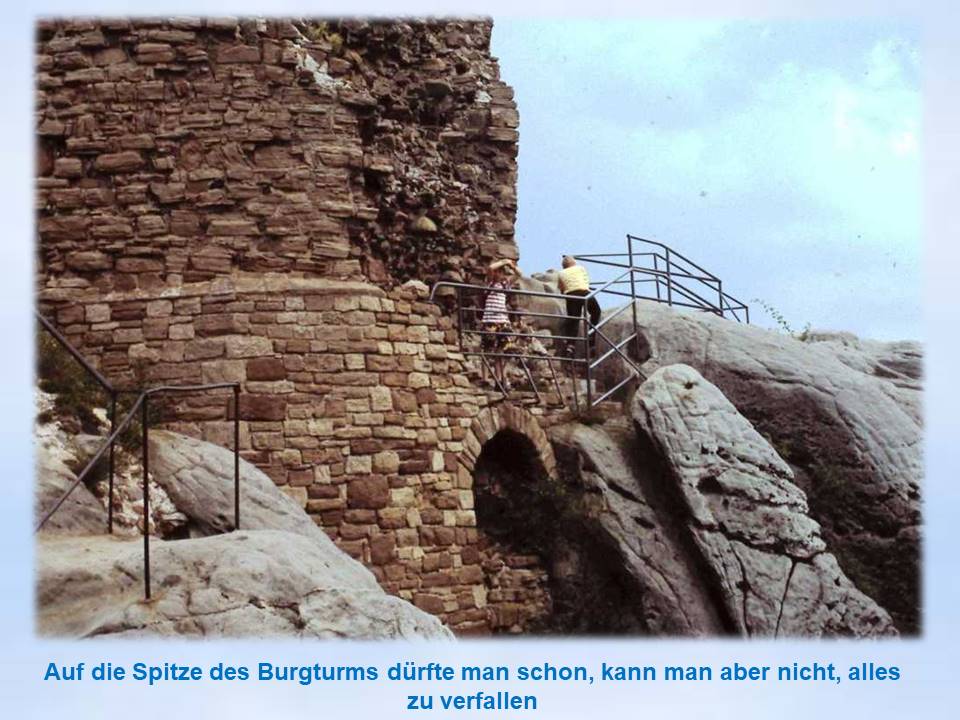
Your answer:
[665,247,674,307]
[35,315,250,559]
[141,395,151,601]
[545,357,565,408]
[234,384,240,530]
[107,391,116,534]
[427,247,748,412]
[584,312,592,410]
[456,286,463,352]
[652,254,662,302]
[570,360,580,412]
[627,235,639,349]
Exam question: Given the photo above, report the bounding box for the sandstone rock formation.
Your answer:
[630,364,896,637]
[801,330,922,393]
[515,273,565,337]
[600,301,921,633]
[147,429,323,539]
[549,421,728,635]
[36,431,453,640]
[513,274,920,633]
[35,391,190,539]
[37,530,451,639]
[470,362,897,637]
[35,446,107,535]
[35,388,108,534]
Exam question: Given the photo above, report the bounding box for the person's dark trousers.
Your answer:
[564,289,601,354]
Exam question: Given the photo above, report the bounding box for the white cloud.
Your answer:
[494,20,921,339]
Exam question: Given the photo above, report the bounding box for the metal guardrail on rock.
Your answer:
[35,310,242,599]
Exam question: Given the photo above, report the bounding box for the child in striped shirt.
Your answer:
[481,259,517,390]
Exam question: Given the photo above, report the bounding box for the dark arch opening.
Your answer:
[473,429,649,635]
[473,429,554,634]
[474,429,551,547]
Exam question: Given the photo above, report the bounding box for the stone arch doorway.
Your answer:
[458,405,651,636]
[458,406,558,633]
[458,405,556,482]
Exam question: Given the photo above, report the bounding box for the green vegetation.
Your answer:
[475,435,648,634]
[750,298,812,341]
[36,327,156,454]
[762,432,796,464]
[36,330,108,435]
[304,21,344,54]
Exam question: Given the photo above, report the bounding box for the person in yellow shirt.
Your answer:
[557,255,601,355]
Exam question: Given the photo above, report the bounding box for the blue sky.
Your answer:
[492,19,921,340]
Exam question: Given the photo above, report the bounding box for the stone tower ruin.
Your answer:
[35,17,559,634]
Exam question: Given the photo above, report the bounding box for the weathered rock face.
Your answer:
[509,275,920,632]
[630,364,896,637]
[148,429,322,538]
[515,273,565,337]
[34,389,108,534]
[35,388,192,539]
[35,447,106,535]
[801,330,922,394]
[36,530,451,639]
[36,18,517,296]
[36,431,453,639]
[461,362,896,638]
[548,422,729,636]
[599,301,921,633]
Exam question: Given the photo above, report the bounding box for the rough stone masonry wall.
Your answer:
[39,275,486,631]
[36,17,518,296]
[35,17,552,634]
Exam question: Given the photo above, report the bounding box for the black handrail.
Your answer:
[431,278,642,410]
[627,234,719,282]
[36,311,114,393]
[36,392,142,532]
[625,235,749,321]
[36,310,120,532]
[35,311,243,599]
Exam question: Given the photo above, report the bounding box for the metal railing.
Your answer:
[429,235,748,410]
[430,278,644,411]
[35,310,242,599]
[575,235,750,322]
[36,311,121,532]
[430,279,642,410]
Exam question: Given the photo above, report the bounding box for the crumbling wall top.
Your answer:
[36,17,519,300]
